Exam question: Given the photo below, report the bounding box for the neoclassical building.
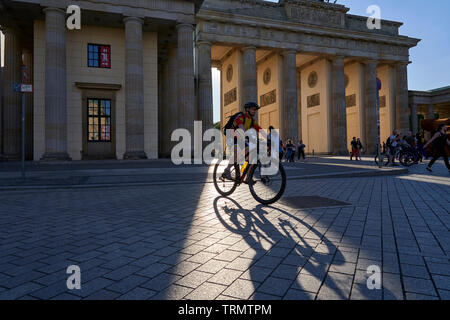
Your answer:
[0,0,423,160]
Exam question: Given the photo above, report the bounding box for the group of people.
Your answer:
[350,137,364,161]
[281,139,306,162]
[385,125,450,173]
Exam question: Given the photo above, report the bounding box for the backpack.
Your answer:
[386,136,392,147]
[223,112,253,135]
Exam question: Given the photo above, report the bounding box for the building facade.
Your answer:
[0,0,423,161]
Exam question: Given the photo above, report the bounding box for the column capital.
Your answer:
[123,16,144,25]
[363,59,378,66]
[43,7,66,15]
[176,23,195,31]
[197,41,212,47]
[282,49,297,56]
[241,46,257,52]
[395,60,410,66]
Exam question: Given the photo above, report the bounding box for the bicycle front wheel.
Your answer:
[375,154,389,166]
[248,162,286,205]
[213,159,239,197]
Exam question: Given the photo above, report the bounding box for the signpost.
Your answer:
[19,65,33,179]
[376,78,382,168]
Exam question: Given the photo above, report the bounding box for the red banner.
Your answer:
[100,46,111,68]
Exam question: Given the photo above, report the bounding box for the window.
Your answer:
[88,99,111,142]
[88,44,111,68]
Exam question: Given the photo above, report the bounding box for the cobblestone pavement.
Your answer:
[0,160,448,300]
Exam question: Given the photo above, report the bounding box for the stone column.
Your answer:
[331,56,347,155]
[123,17,146,160]
[23,49,34,160]
[2,28,22,161]
[241,46,258,105]
[41,8,71,161]
[364,60,378,154]
[177,23,195,136]
[426,104,435,120]
[160,57,170,156]
[297,69,302,141]
[395,62,410,136]
[167,45,178,149]
[197,41,213,130]
[0,33,2,159]
[410,103,418,134]
[281,50,298,142]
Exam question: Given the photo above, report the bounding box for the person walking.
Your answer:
[424,124,450,173]
[357,138,364,161]
[298,140,306,161]
[416,133,426,161]
[286,140,294,163]
[350,137,358,161]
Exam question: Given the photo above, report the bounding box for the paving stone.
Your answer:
[317,272,353,300]
[214,250,242,262]
[208,269,242,286]
[197,259,229,274]
[175,271,213,289]
[185,282,227,300]
[0,282,43,300]
[272,264,300,280]
[106,275,149,294]
[166,261,200,277]
[85,289,121,300]
[400,264,430,279]
[118,287,156,300]
[103,265,142,281]
[222,279,256,300]
[257,277,292,297]
[431,275,450,291]
[239,267,273,283]
[402,277,437,297]
[283,289,315,300]
[151,285,193,300]
[141,273,181,291]
[350,283,382,300]
[291,273,323,293]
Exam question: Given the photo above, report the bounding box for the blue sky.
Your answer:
[213,0,450,122]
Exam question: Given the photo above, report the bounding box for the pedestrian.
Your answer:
[416,133,426,161]
[350,137,358,161]
[291,143,296,162]
[286,140,294,163]
[298,140,306,161]
[357,138,364,161]
[424,124,450,173]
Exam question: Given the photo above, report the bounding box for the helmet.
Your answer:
[244,102,260,110]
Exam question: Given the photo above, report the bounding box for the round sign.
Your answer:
[226,64,233,83]
[377,78,382,91]
[308,71,318,88]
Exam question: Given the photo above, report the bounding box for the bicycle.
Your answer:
[374,144,389,166]
[213,146,286,205]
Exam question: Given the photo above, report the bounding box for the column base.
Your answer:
[40,152,72,162]
[123,151,148,160]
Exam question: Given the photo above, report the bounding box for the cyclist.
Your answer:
[387,130,400,166]
[223,102,263,180]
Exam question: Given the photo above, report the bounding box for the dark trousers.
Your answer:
[428,149,450,170]
[298,150,305,160]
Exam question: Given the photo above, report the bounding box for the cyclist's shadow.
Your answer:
[213,196,348,300]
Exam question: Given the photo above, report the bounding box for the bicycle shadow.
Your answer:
[213,196,351,300]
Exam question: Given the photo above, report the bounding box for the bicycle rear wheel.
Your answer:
[400,152,415,167]
[213,159,239,197]
[248,162,286,205]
